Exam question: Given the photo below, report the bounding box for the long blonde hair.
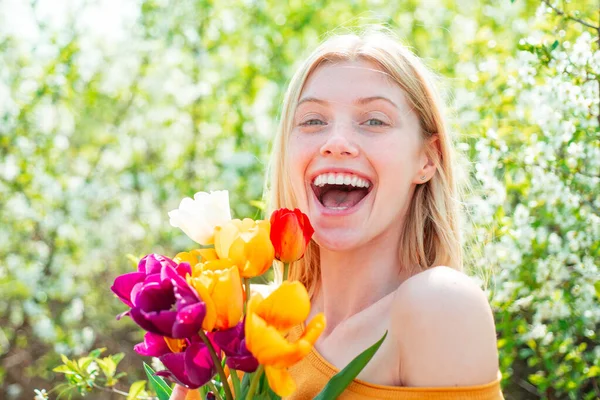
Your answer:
[266,28,463,296]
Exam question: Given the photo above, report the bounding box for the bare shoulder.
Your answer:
[390,266,499,387]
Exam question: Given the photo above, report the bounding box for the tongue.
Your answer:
[322,189,366,208]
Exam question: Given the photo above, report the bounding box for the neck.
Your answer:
[312,229,411,334]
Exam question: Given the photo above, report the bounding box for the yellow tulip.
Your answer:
[186,259,244,331]
[245,281,326,397]
[214,218,275,278]
[174,248,218,267]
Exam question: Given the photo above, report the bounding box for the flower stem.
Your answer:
[244,278,251,315]
[198,330,234,400]
[229,366,241,398]
[207,381,223,400]
[283,262,290,281]
[246,365,265,400]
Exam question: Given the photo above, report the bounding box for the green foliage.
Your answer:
[313,331,387,400]
[143,363,171,400]
[49,348,128,397]
[126,381,147,400]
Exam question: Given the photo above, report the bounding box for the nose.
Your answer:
[319,125,359,158]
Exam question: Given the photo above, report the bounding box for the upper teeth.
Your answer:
[312,173,371,188]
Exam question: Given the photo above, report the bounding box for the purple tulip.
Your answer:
[213,320,258,373]
[111,254,180,308]
[112,254,205,339]
[155,338,220,389]
[136,333,220,389]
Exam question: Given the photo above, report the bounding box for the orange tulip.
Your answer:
[186,259,244,331]
[214,218,275,278]
[269,208,314,263]
[245,281,326,397]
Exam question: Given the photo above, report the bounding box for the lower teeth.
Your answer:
[326,206,350,210]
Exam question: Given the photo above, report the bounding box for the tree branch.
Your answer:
[541,0,600,31]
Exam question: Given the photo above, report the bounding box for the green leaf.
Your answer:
[89,348,106,359]
[78,356,95,372]
[143,362,172,400]
[127,380,147,400]
[550,40,559,51]
[97,357,117,378]
[240,369,252,398]
[111,352,125,365]
[313,331,387,400]
[53,365,75,374]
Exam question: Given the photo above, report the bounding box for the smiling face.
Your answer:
[287,59,433,251]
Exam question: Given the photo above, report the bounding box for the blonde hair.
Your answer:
[266,28,463,296]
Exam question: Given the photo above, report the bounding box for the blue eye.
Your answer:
[364,118,386,126]
[301,119,326,126]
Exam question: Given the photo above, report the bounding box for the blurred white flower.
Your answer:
[168,190,232,245]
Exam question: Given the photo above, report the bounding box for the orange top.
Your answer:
[285,325,504,400]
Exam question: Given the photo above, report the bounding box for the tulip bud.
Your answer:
[269,208,314,263]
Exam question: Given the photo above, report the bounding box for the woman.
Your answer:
[173,28,503,399]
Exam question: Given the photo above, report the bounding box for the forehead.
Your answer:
[298,59,410,109]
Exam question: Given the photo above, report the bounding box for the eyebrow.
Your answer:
[297,96,399,109]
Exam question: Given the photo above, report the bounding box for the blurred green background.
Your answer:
[0,0,598,399]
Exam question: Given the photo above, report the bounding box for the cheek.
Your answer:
[371,136,421,186]
[287,135,317,199]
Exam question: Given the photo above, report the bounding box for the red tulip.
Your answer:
[269,208,314,263]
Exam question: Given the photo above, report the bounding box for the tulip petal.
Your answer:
[185,342,217,388]
[134,332,171,357]
[197,190,232,232]
[174,252,200,267]
[300,313,326,345]
[213,322,259,372]
[212,323,243,355]
[172,302,206,339]
[255,281,310,332]
[111,271,145,307]
[299,210,314,244]
[214,221,241,259]
[135,283,176,312]
[264,366,296,397]
[158,351,196,388]
[131,307,177,336]
[245,311,312,368]
[238,222,275,278]
[169,207,211,245]
[197,248,218,261]
[176,262,192,278]
[278,216,304,262]
[138,254,177,274]
[225,354,259,373]
[116,309,130,320]
[187,277,217,332]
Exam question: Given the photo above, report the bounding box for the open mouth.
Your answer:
[311,172,373,210]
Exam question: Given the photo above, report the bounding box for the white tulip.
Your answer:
[168,190,232,245]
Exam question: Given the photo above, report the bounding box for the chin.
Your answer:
[312,226,366,253]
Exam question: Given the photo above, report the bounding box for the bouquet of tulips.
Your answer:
[110,190,385,400]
